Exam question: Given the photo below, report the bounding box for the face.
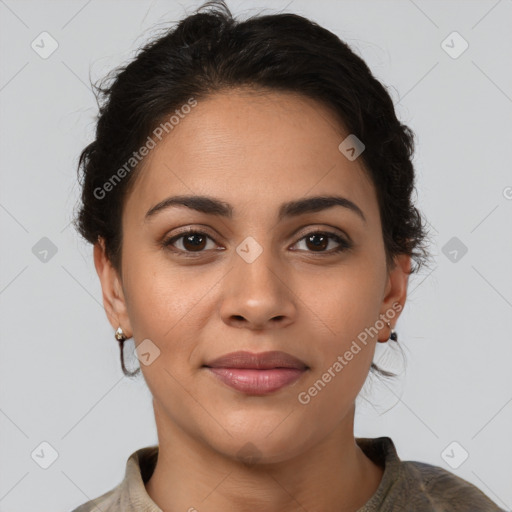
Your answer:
[95,88,410,463]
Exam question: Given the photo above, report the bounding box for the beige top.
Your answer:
[70,436,505,511]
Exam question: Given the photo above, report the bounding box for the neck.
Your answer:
[145,402,384,512]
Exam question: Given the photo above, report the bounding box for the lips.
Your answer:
[203,350,309,395]
[204,350,308,370]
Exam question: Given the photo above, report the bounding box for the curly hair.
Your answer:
[74,0,432,379]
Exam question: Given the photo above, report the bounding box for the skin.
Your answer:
[94,88,410,512]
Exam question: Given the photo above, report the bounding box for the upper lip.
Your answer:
[204,350,308,370]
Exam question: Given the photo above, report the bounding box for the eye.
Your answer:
[291,230,352,254]
[162,229,217,254]
[162,228,352,256]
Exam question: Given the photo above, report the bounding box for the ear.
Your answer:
[93,237,132,338]
[377,253,411,341]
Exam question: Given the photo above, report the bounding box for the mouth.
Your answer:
[202,350,309,395]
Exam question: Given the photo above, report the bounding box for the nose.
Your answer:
[219,247,297,330]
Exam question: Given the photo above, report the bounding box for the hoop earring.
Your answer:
[114,326,139,376]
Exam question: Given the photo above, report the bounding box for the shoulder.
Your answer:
[69,485,121,512]
[356,437,505,512]
[398,459,505,511]
[68,445,159,512]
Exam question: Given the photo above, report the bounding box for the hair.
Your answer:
[74,0,432,379]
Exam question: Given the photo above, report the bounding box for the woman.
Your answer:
[71,1,504,510]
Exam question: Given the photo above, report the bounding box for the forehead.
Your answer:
[124,89,379,226]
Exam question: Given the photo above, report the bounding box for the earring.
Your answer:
[114,326,139,377]
[377,321,398,343]
[387,321,398,342]
[115,326,127,341]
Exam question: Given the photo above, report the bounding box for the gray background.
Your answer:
[0,0,511,510]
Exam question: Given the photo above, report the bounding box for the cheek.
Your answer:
[122,247,207,336]
[295,258,384,402]
[301,261,385,343]
[295,275,379,419]
[122,253,226,384]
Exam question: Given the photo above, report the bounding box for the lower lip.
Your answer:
[205,367,307,395]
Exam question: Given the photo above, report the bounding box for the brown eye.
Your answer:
[182,233,207,251]
[305,233,329,251]
[292,231,351,253]
[162,228,351,257]
[162,231,215,253]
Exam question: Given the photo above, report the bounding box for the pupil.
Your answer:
[308,234,327,251]
[184,234,205,250]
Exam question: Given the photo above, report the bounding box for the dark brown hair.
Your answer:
[74,0,432,378]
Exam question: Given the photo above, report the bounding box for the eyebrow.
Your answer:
[144,194,366,223]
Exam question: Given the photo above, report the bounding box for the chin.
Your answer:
[205,417,313,466]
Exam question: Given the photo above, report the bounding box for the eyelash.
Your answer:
[161,228,352,257]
